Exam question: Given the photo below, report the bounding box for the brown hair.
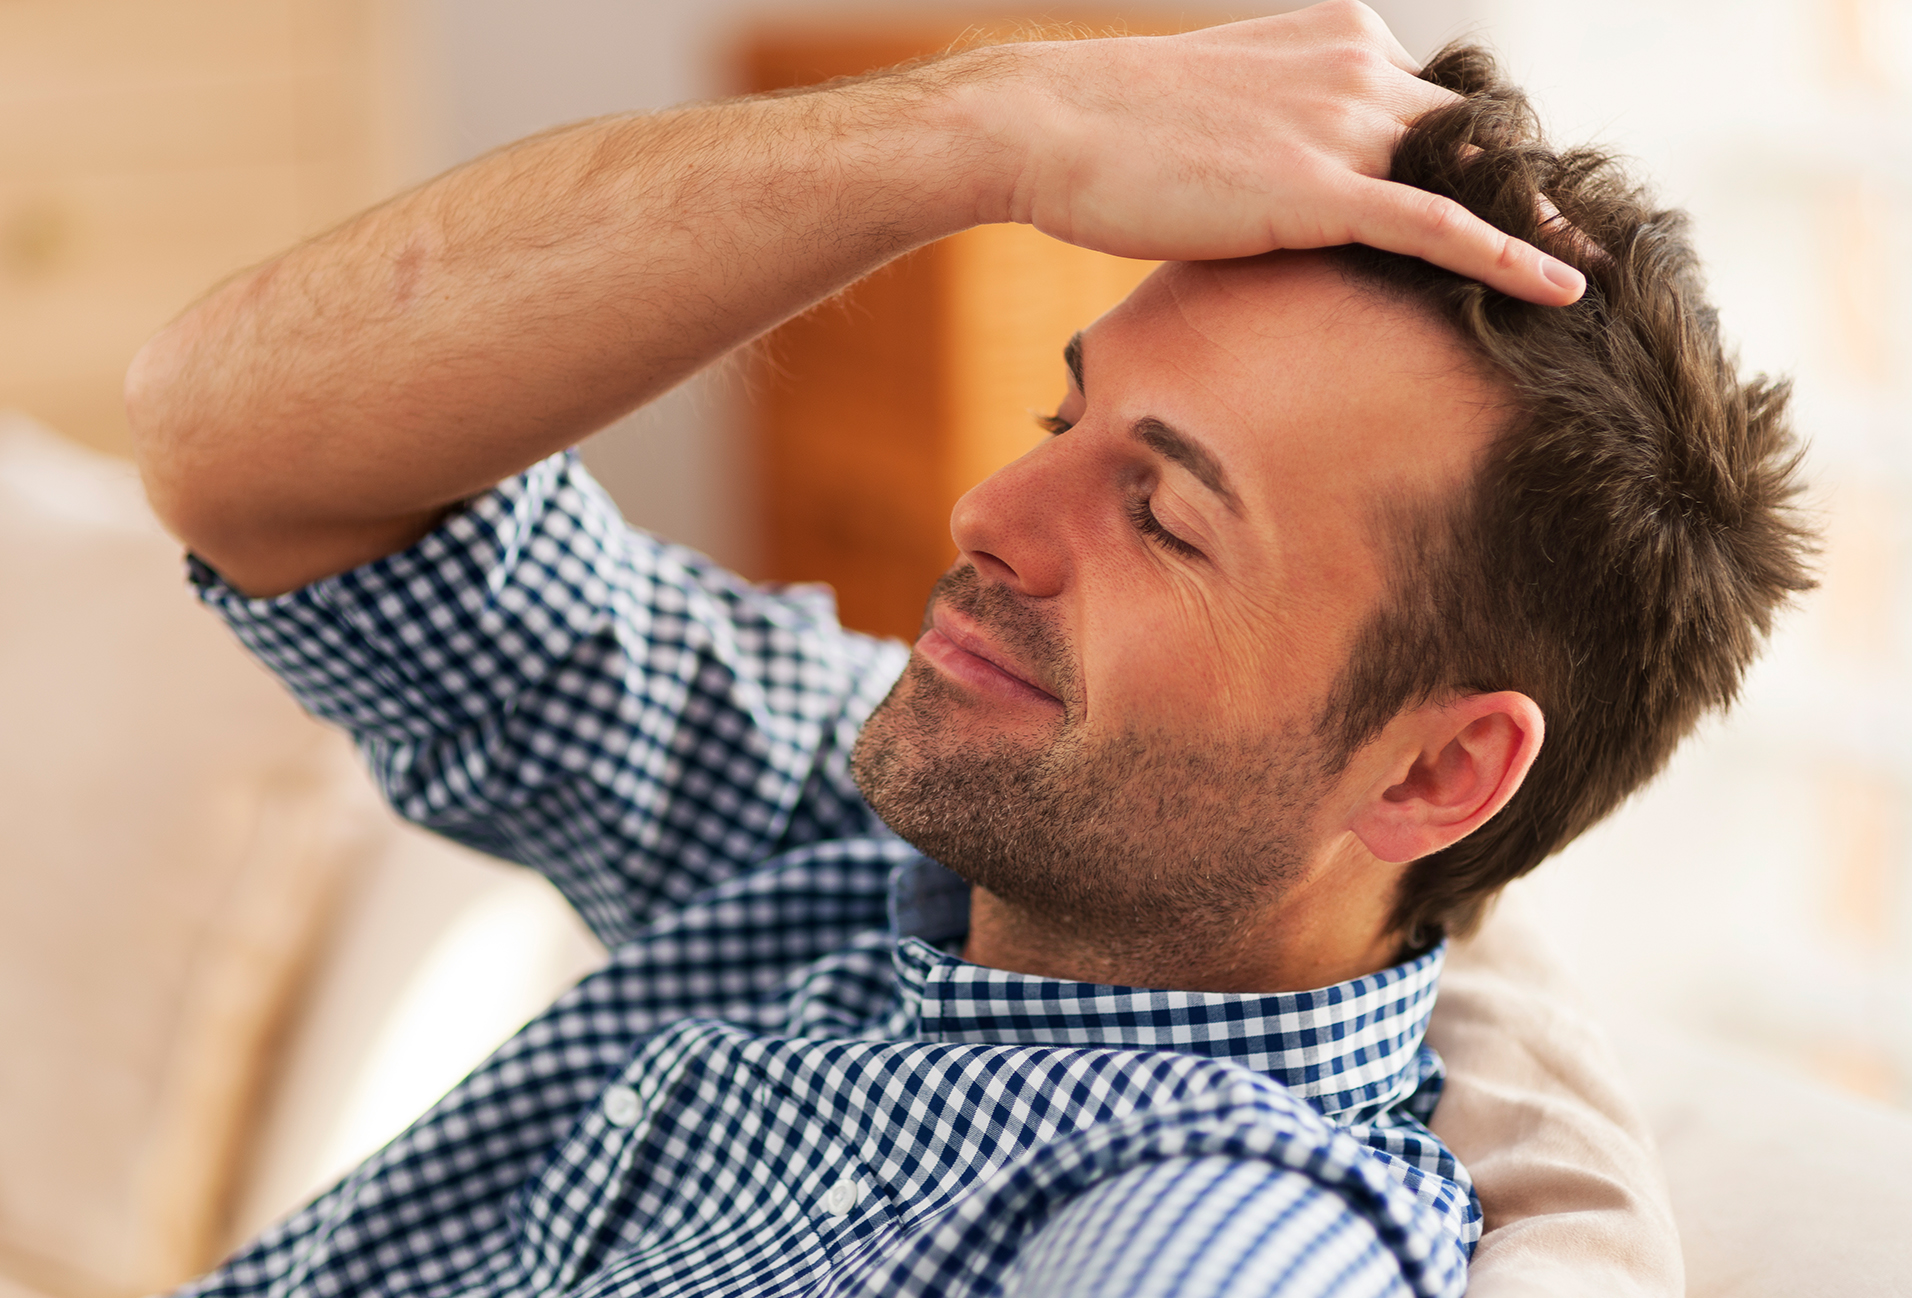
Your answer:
[1322,45,1816,946]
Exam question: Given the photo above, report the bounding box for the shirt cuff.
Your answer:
[190,451,627,744]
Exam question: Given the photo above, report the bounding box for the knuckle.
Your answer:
[1345,1,1389,38]
[1326,0,1389,47]
[1417,193,1471,242]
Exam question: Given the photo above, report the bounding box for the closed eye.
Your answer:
[1127,496,1204,559]
[1037,414,1204,560]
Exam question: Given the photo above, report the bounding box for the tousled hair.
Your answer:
[1321,45,1816,946]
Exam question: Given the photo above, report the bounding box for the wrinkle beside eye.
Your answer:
[1186,546,1318,706]
[1159,573,1275,727]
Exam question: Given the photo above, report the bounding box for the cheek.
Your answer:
[1075,570,1300,739]
[1077,540,1382,742]
[1250,512,1390,680]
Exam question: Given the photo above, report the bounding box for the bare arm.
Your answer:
[127,81,978,595]
[127,1,1584,597]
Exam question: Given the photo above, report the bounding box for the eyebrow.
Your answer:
[1064,332,1241,515]
[1134,417,1241,514]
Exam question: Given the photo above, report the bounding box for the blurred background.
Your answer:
[2,0,1910,1290]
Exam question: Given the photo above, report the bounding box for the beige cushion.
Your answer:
[227,830,606,1248]
[1431,896,1685,1297]
[0,416,377,1296]
[1437,891,1912,1297]
[1614,1018,1912,1298]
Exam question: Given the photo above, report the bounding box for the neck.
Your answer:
[958,841,1409,993]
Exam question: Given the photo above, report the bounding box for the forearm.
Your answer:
[128,56,1012,595]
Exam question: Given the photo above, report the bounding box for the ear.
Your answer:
[1346,692,1545,865]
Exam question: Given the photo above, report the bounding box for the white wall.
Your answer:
[1460,0,1912,1105]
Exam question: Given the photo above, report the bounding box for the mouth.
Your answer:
[916,607,1063,710]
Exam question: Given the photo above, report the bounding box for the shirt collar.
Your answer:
[885,856,1443,1122]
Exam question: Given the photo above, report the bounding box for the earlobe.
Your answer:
[1348,692,1544,864]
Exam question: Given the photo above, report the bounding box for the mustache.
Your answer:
[922,565,1077,703]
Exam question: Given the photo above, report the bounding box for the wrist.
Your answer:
[813,41,1040,241]
[915,42,1045,230]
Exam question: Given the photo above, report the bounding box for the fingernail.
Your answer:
[1541,256,1585,296]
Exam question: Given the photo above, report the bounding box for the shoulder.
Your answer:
[1001,1155,1415,1298]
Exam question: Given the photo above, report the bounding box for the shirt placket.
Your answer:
[517,1023,703,1293]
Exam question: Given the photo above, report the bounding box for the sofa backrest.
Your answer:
[0,416,378,1295]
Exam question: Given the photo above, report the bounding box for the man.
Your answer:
[127,4,1808,1295]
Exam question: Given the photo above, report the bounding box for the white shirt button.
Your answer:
[822,1177,859,1217]
[603,1084,641,1127]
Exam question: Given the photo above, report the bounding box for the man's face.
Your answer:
[852,253,1503,967]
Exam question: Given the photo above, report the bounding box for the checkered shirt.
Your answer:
[184,453,1479,1298]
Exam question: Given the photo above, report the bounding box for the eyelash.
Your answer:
[1036,414,1204,560]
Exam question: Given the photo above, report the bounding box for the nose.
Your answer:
[948,434,1088,599]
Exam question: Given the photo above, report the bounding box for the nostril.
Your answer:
[968,550,1018,585]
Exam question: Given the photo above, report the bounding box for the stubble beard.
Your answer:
[851,567,1326,975]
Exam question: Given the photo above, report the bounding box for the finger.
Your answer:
[1459,150,1598,261]
[1391,76,1465,129]
[1339,175,1587,306]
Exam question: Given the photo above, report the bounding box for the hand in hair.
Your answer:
[981,0,1586,306]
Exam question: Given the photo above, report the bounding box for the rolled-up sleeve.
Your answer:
[193,452,909,947]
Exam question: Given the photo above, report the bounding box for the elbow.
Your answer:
[124,319,225,551]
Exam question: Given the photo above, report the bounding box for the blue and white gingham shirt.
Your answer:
[185,454,1479,1298]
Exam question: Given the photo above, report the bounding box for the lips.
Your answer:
[917,610,1061,709]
